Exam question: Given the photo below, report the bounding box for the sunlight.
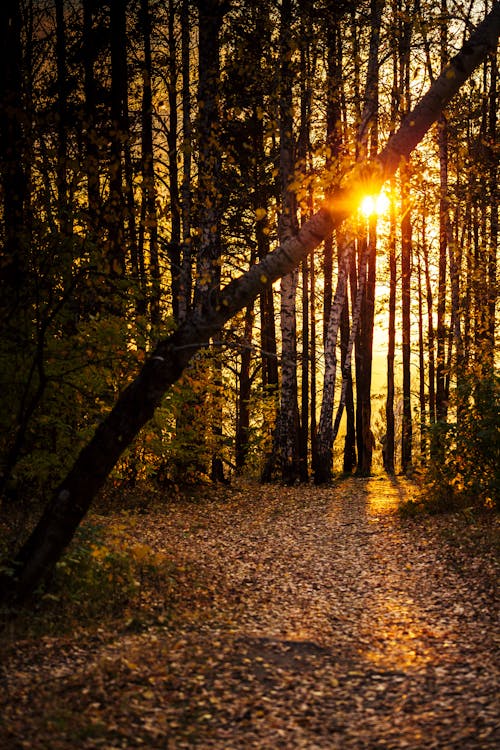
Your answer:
[360,191,390,218]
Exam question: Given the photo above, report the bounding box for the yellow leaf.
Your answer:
[255,207,267,221]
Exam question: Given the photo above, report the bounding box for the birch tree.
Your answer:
[262,0,302,484]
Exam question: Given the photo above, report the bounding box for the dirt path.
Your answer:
[1,477,498,749]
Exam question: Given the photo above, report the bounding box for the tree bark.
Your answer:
[166,0,181,324]
[178,0,193,323]
[435,0,450,423]
[487,47,498,365]
[194,0,227,481]
[330,238,370,458]
[275,0,301,484]
[137,0,157,318]
[106,0,128,277]
[401,156,413,474]
[355,0,384,476]
[315,238,352,483]
[82,0,100,234]
[385,178,397,473]
[235,302,254,472]
[1,5,498,605]
[417,238,426,458]
[0,0,27,308]
[55,0,71,238]
[422,208,436,427]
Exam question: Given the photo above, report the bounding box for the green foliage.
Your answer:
[423,372,499,512]
[0,253,150,503]
[0,516,178,635]
[51,521,137,620]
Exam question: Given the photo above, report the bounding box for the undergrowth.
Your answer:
[1,514,180,638]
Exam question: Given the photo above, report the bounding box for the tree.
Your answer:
[0,3,499,606]
[0,0,27,308]
[354,0,384,476]
[137,0,158,319]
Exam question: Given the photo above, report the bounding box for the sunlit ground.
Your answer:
[361,477,440,671]
[365,476,413,517]
[362,595,440,670]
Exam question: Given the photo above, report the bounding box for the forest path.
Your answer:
[1,477,498,749]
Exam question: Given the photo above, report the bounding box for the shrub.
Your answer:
[424,372,499,512]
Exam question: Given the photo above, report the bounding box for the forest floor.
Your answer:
[0,476,499,749]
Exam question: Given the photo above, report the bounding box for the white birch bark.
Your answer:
[315,237,353,481]
[330,239,371,447]
[275,0,300,483]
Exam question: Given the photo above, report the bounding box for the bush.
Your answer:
[51,521,137,620]
[0,515,178,636]
[424,372,499,512]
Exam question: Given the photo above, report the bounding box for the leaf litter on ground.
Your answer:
[0,476,498,749]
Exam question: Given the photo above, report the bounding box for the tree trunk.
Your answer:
[310,249,318,476]
[417,241,426,458]
[178,0,193,323]
[166,0,181,324]
[315,239,352,483]
[340,271,356,474]
[276,0,301,484]
[422,209,436,427]
[330,239,370,453]
[300,258,310,481]
[0,0,27,308]
[194,0,227,481]
[55,0,71,238]
[385,179,396,474]
[137,0,156,314]
[400,157,413,474]
[298,15,314,482]
[235,302,254,472]
[487,48,498,366]
[1,7,498,605]
[355,0,384,476]
[106,0,128,278]
[82,0,100,234]
[435,0,450,423]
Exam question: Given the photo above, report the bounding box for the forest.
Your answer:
[1,0,498,594]
[0,1,499,746]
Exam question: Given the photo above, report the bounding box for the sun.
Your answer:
[360,191,390,218]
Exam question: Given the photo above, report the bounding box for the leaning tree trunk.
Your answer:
[1,7,498,606]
